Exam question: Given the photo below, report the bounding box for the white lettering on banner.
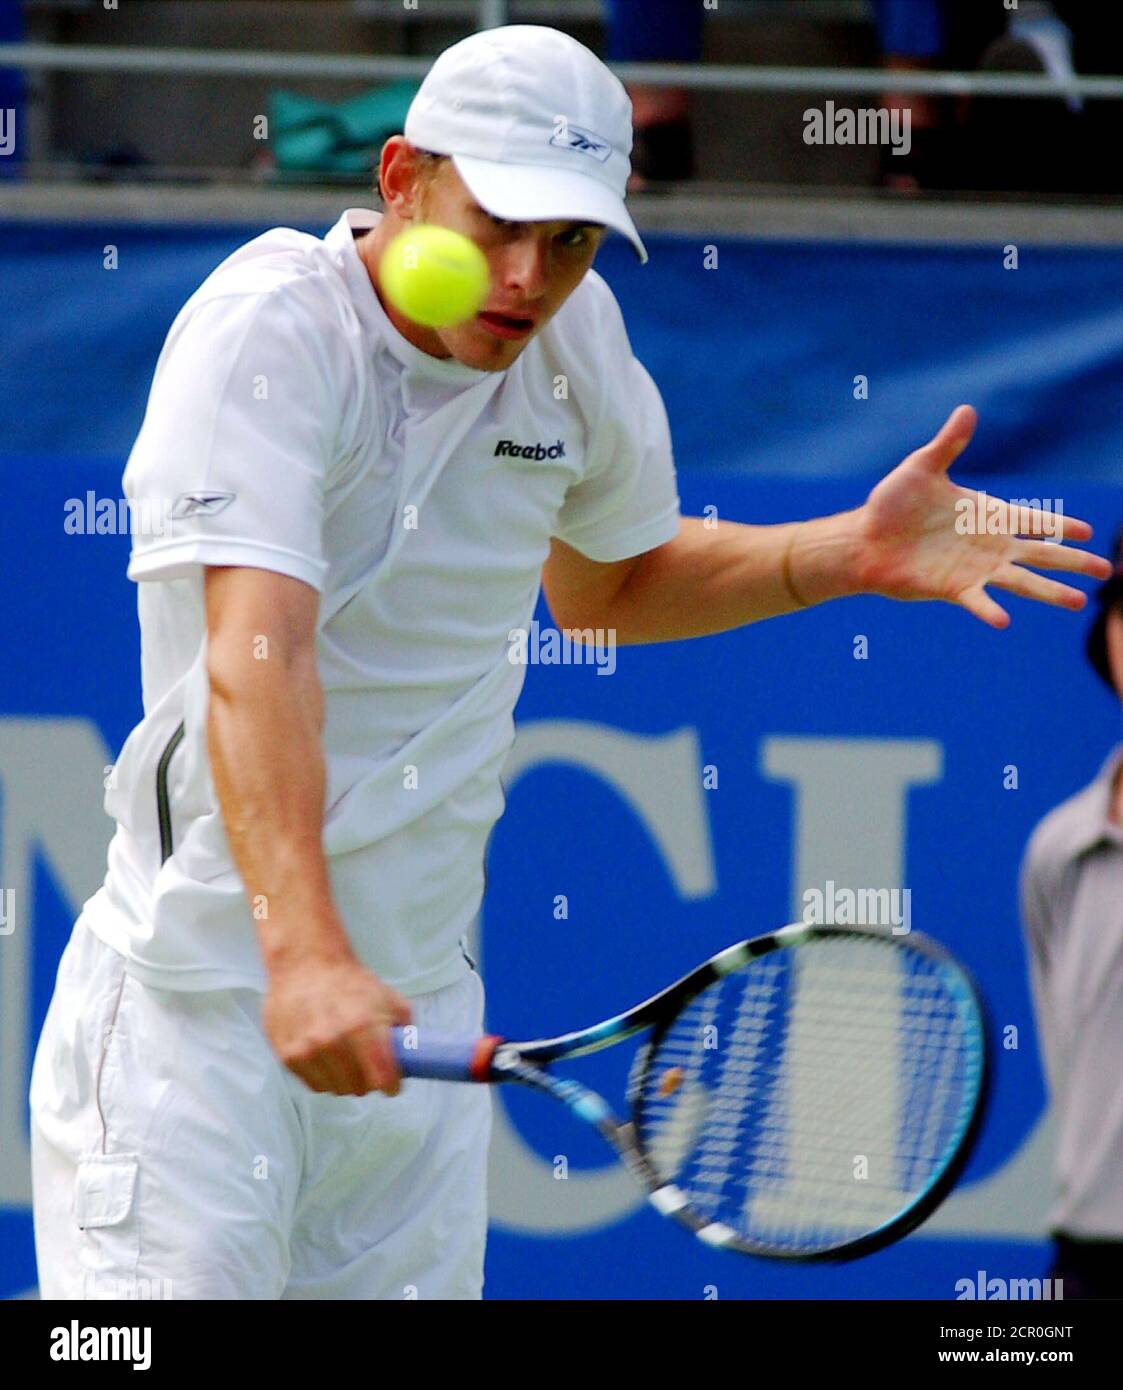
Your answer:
[475,722,717,1233]
[756,739,940,1231]
[760,737,943,909]
[758,737,1054,1238]
[0,720,114,1207]
[473,731,1053,1239]
[1,722,1055,1244]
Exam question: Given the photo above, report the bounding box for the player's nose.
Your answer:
[499,232,550,301]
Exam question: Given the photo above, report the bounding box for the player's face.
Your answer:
[418,162,608,371]
[1108,607,1123,701]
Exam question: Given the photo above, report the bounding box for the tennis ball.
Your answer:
[378,224,490,329]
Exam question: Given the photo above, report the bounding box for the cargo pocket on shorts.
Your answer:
[75,1153,141,1297]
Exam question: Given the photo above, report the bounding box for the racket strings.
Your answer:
[632,935,982,1253]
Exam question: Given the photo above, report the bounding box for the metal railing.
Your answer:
[26,0,877,16]
[3,43,1122,99]
[348,0,874,18]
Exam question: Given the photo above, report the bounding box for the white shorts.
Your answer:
[30,919,491,1300]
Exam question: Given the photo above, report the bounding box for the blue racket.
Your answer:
[392,923,988,1260]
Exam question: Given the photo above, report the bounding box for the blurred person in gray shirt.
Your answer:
[1020,525,1123,1299]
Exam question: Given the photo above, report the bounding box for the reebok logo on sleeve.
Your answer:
[169,490,237,519]
[494,439,566,461]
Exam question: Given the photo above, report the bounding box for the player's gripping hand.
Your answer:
[263,949,414,1097]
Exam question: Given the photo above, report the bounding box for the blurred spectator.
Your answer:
[873,0,1123,195]
[1019,526,1123,1300]
[605,0,701,189]
[871,0,950,193]
[965,0,1123,194]
[964,0,1084,194]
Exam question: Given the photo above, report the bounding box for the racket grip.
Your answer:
[390,1028,503,1083]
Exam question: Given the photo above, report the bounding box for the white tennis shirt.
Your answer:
[80,208,681,995]
[1020,746,1123,1238]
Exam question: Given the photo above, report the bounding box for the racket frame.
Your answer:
[624,923,990,1260]
[402,923,991,1262]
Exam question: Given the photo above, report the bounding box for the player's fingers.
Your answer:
[991,564,1087,611]
[962,494,1050,541]
[1052,510,1095,542]
[913,404,977,474]
[356,1025,403,1097]
[289,1054,339,1094]
[291,1038,365,1095]
[321,1039,371,1096]
[956,584,1010,629]
[349,1033,384,1097]
[1002,502,1097,544]
[1000,501,1059,538]
[384,989,414,1028]
[1013,539,1113,578]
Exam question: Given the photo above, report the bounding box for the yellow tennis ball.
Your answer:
[378,224,491,329]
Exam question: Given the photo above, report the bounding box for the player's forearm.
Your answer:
[607,511,864,643]
[207,644,352,974]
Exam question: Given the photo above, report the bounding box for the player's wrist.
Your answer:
[258,912,357,979]
[786,508,865,607]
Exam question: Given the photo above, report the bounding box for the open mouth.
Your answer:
[477,310,536,340]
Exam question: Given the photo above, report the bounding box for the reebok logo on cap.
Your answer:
[549,122,612,164]
[402,25,648,262]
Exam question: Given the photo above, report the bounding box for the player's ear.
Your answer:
[378,136,424,219]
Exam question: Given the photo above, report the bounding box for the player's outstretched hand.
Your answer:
[855,405,1114,627]
[263,949,414,1097]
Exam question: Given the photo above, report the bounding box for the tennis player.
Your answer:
[29,24,1111,1300]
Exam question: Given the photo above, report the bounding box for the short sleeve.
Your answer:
[123,282,338,591]
[552,327,681,564]
[1018,842,1059,1096]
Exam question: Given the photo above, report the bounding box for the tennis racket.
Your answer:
[391,922,988,1261]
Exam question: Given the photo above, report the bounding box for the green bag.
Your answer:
[268,81,421,177]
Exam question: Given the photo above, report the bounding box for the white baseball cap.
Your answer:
[404,25,648,264]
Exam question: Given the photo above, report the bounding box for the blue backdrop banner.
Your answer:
[1,222,1120,1300]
